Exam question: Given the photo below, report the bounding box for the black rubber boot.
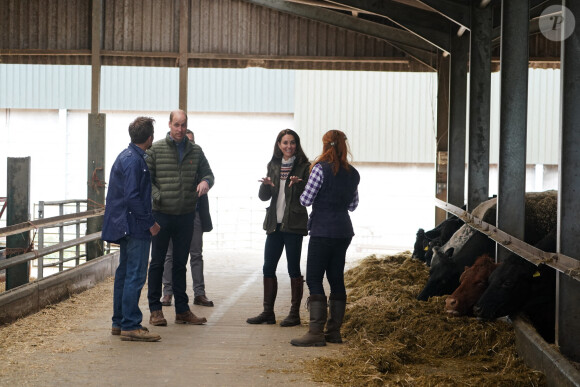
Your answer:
[325,293,347,343]
[246,277,277,324]
[290,294,327,347]
[280,276,304,327]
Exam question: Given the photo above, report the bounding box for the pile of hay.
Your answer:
[305,252,545,386]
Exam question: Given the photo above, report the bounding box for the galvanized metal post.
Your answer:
[76,201,81,266]
[58,202,64,271]
[448,31,469,209]
[496,0,529,263]
[557,0,580,362]
[467,3,492,211]
[37,200,44,279]
[6,157,30,290]
[436,52,450,224]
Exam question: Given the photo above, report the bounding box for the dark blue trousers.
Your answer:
[263,225,303,278]
[148,211,195,314]
[305,236,352,296]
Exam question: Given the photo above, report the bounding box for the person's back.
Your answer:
[309,162,360,238]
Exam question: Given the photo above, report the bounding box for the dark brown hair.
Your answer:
[271,129,308,165]
[128,117,155,144]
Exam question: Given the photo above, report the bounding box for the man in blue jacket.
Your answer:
[102,116,161,342]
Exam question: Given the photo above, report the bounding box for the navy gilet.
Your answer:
[308,162,360,238]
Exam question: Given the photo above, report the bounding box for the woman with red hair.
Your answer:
[291,129,360,347]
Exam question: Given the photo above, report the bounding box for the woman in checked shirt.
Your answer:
[291,129,360,347]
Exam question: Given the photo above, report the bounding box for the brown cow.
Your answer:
[445,254,499,316]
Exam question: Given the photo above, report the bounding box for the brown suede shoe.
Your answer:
[111,327,121,336]
[120,327,161,342]
[149,310,168,326]
[193,295,214,307]
[161,295,172,306]
[175,310,207,325]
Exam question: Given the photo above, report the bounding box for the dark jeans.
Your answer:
[305,236,352,296]
[263,225,303,278]
[148,211,195,314]
[112,236,151,330]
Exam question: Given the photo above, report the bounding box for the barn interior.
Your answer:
[1,0,580,385]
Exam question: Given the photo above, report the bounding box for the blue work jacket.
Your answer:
[102,143,156,242]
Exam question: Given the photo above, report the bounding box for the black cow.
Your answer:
[416,229,495,301]
[473,229,557,343]
[416,198,498,301]
[412,217,463,264]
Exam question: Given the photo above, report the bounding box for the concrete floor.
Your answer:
[4,249,372,387]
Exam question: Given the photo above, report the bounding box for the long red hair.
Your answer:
[310,129,351,175]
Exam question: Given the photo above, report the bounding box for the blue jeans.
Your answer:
[112,236,151,331]
[148,211,195,314]
[263,225,303,278]
[305,236,352,296]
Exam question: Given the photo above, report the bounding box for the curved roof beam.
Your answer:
[326,0,451,53]
[243,0,438,69]
[413,0,470,31]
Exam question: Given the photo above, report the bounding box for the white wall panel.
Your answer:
[294,70,439,163]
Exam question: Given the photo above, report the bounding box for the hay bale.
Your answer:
[305,252,546,386]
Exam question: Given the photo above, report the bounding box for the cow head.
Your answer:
[473,256,533,320]
[416,249,459,301]
[445,254,499,316]
[412,228,426,261]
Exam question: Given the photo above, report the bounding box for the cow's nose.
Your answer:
[445,297,457,309]
[473,305,482,316]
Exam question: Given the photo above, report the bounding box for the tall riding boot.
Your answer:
[280,276,304,327]
[325,293,347,343]
[290,294,327,347]
[246,277,278,324]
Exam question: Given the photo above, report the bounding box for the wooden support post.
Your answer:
[87,0,105,260]
[179,0,189,111]
[86,114,105,260]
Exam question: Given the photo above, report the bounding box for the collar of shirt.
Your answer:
[128,142,146,158]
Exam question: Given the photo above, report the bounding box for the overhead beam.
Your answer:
[242,0,437,68]
[178,0,188,111]
[414,0,470,30]
[327,0,450,53]
[90,0,102,114]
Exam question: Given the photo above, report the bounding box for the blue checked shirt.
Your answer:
[300,163,359,210]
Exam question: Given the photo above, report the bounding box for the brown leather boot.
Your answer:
[290,295,327,347]
[175,310,207,325]
[325,293,347,343]
[120,327,161,342]
[280,276,304,327]
[149,310,167,326]
[246,277,277,324]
